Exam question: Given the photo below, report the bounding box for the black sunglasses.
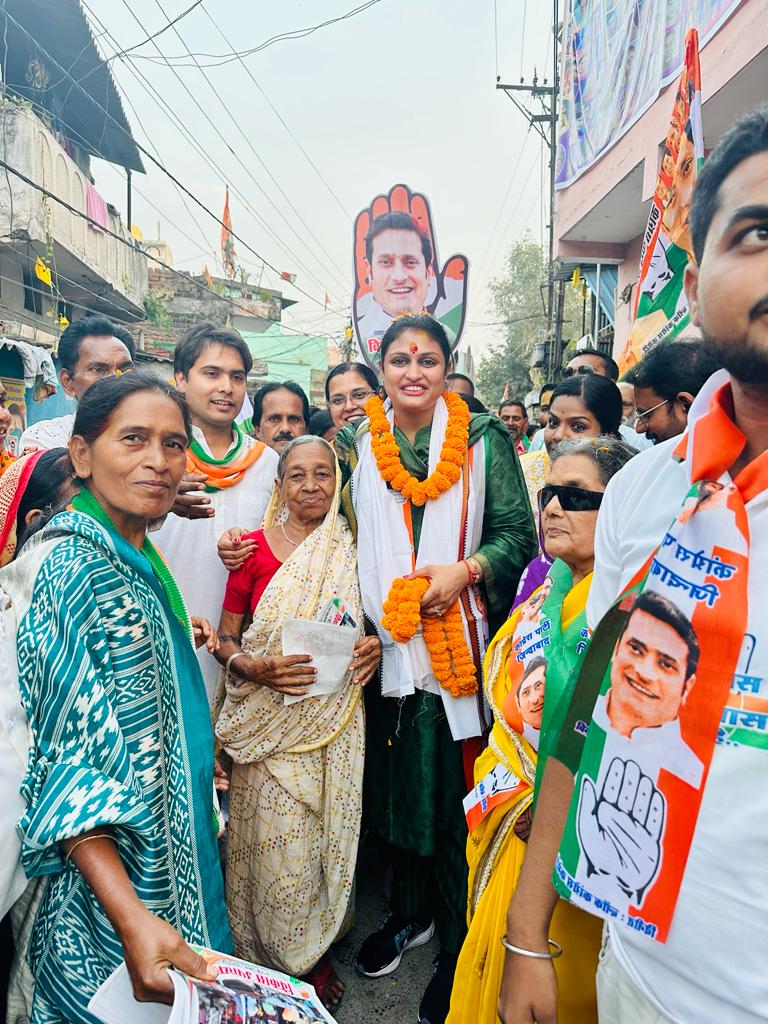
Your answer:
[561,365,596,380]
[538,484,604,512]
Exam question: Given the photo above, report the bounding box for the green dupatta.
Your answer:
[71,487,194,644]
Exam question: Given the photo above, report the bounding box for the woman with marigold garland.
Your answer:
[334,313,536,1023]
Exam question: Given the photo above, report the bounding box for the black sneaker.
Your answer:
[355,915,435,977]
[418,951,458,1024]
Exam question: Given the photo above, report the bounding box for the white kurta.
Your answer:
[154,427,278,699]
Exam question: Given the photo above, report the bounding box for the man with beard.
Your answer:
[253,381,309,454]
[627,337,722,444]
[498,104,768,1024]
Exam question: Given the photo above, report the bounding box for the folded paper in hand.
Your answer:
[282,617,357,706]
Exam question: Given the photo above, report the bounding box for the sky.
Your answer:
[86,0,554,360]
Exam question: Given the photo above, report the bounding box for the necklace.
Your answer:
[280,521,301,547]
[365,391,470,507]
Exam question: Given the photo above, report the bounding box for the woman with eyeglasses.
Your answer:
[325,361,379,430]
[447,436,637,1024]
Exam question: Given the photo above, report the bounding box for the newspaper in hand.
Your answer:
[87,946,338,1024]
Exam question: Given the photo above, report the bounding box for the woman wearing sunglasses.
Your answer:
[448,436,636,1024]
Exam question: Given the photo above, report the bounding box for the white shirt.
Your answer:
[592,693,703,789]
[0,587,29,918]
[153,427,278,700]
[18,413,74,453]
[588,421,768,1023]
[618,421,654,450]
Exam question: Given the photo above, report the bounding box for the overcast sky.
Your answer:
[88,0,553,358]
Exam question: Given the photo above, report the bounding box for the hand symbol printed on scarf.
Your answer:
[577,757,665,906]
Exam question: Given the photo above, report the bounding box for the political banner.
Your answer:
[553,476,749,942]
[617,29,703,374]
[557,0,742,189]
[0,377,26,456]
[352,184,468,370]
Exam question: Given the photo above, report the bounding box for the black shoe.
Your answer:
[355,914,435,978]
[418,951,458,1024]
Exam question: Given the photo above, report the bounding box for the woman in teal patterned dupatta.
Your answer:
[0,374,231,1024]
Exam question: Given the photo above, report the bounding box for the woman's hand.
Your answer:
[120,906,218,1004]
[253,654,317,696]
[217,528,256,572]
[497,953,558,1024]
[350,636,381,686]
[192,617,219,653]
[171,472,214,520]
[213,758,230,793]
[407,562,469,617]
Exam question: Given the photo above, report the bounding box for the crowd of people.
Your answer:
[0,104,766,1024]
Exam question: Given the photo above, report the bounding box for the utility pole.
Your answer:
[496,0,561,378]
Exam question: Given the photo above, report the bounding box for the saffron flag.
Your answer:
[281,271,297,284]
[324,291,331,309]
[617,29,703,375]
[221,187,236,278]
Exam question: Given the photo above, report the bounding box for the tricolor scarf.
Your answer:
[71,487,194,644]
[187,423,266,491]
[553,371,765,942]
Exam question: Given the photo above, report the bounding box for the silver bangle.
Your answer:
[500,936,562,959]
[225,651,246,676]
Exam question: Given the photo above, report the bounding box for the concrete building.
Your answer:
[553,0,767,360]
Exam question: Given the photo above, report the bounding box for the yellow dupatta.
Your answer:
[448,572,600,1024]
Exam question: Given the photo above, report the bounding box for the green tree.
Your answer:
[475,236,584,409]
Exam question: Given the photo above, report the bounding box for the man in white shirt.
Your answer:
[154,324,277,699]
[498,103,768,1024]
[18,316,135,452]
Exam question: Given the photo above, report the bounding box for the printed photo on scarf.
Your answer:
[554,472,750,942]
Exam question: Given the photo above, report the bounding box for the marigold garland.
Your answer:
[365,390,470,506]
[382,577,478,698]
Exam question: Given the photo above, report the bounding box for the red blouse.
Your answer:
[222,529,283,616]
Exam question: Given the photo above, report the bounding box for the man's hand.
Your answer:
[217,527,256,571]
[577,757,665,904]
[171,473,214,520]
[350,636,381,685]
[120,907,218,1004]
[191,617,219,653]
[498,951,558,1024]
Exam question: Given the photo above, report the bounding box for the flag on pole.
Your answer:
[280,271,297,284]
[34,256,52,286]
[221,187,236,278]
[203,265,213,286]
[617,29,703,374]
[324,291,332,309]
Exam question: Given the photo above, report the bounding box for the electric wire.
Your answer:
[1,3,343,314]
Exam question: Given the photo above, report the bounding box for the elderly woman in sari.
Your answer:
[0,373,231,1024]
[447,436,637,1024]
[213,435,380,1010]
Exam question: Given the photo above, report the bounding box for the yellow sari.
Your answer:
[447,571,601,1024]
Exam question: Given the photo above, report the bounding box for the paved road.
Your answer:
[331,841,438,1024]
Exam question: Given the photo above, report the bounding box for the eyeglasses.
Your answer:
[538,484,604,512]
[635,398,670,422]
[328,389,375,409]
[561,365,595,380]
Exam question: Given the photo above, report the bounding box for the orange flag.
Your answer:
[221,187,236,278]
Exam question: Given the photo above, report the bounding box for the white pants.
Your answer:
[597,931,673,1024]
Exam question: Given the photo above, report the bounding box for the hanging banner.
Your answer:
[553,474,749,942]
[352,184,468,370]
[617,29,704,374]
[556,0,743,190]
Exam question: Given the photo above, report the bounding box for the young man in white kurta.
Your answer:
[154,326,277,700]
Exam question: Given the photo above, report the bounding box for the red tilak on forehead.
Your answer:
[409,343,419,353]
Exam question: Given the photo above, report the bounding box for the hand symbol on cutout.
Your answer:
[352,183,468,369]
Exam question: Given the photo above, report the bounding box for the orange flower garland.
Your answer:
[365,390,470,506]
[382,577,478,698]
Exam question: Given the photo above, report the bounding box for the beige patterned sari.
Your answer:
[214,476,364,976]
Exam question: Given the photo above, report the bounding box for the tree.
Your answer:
[475,235,583,409]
